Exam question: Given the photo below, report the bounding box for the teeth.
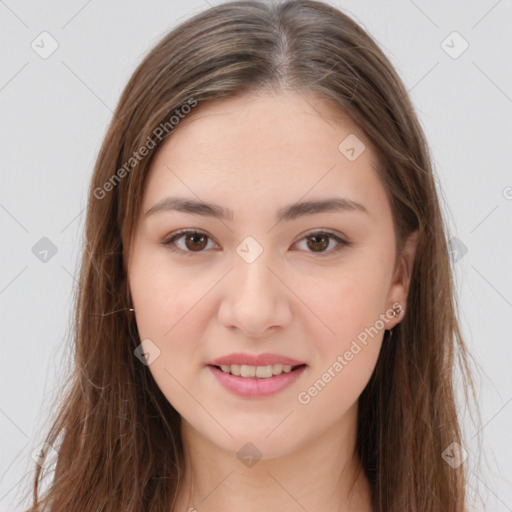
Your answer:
[218,364,295,378]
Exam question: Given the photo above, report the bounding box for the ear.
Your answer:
[386,230,418,329]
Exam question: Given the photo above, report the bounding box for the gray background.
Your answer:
[1,0,511,510]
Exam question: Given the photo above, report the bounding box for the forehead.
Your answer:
[141,91,388,220]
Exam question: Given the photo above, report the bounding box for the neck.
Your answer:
[173,403,373,512]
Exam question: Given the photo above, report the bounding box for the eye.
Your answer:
[162,229,217,256]
[293,230,350,256]
[161,229,350,256]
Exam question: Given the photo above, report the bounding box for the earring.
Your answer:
[387,304,402,340]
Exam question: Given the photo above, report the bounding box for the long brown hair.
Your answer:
[21,1,478,510]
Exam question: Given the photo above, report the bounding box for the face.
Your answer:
[127,90,417,459]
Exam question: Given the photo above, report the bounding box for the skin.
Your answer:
[126,89,418,512]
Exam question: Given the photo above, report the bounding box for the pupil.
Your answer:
[187,233,206,251]
[185,234,329,252]
[308,234,328,251]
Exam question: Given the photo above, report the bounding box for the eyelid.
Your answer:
[292,228,350,255]
[162,228,218,256]
[297,227,345,241]
[161,227,350,256]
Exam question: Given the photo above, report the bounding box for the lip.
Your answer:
[207,352,306,367]
[207,364,307,398]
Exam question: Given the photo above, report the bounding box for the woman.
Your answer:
[24,1,477,510]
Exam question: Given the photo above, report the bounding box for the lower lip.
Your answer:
[207,365,307,398]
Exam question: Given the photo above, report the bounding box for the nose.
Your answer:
[217,248,292,338]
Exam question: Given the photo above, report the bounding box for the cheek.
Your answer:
[292,256,390,408]
[299,258,390,349]
[128,248,209,387]
[129,243,208,334]
[129,256,212,412]
[129,238,391,399]
[295,268,387,414]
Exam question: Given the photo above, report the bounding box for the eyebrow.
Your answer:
[144,195,368,222]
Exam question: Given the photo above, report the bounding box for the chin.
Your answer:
[203,422,307,462]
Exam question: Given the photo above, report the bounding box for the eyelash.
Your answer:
[161,229,350,257]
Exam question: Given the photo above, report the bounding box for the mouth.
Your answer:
[208,363,307,379]
[207,363,308,398]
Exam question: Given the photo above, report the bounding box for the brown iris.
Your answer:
[180,232,332,253]
[184,232,208,251]
[306,234,329,252]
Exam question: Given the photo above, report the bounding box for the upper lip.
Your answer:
[208,352,306,367]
